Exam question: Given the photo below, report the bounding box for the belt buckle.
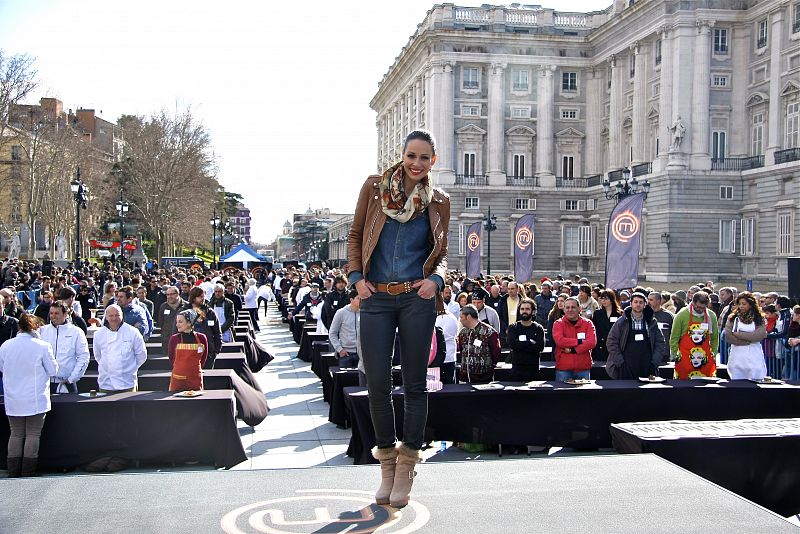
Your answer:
[386,282,410,296]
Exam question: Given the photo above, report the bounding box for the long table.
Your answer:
[0,390,247,469]
[611,418,800,517]
[344,380,800,464]
[77,370,236,392]
[85,352,247,373]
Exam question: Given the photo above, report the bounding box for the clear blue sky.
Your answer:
[0,0,610,244]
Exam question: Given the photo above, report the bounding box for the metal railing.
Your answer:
[586,174,604,187]
[631,162,652,177]
[556,177,588,188]
[607,169,623,181]
[506,176,539,187]
[710,155,765,170]
[455,174,488,186]
[718,334,799,382]
[775,147,800,165]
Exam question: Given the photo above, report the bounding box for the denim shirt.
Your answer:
[349,209,443,290]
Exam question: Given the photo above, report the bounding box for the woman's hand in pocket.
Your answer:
[413,279,437,299]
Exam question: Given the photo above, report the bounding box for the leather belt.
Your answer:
[374,281,417,296]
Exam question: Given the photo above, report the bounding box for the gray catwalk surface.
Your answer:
[1,454,795,533]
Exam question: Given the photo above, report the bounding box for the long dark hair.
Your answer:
[731,291,764,325]
[187,286,207,322]
[599,289,622,316]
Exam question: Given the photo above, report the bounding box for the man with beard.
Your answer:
[670,291,719,379]
[322,275,349,330]
[506,298,545,382]
[441,284,460,317]
[606,292,667,379]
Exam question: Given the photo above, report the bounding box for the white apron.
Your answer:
[727,318,766,380]
[214,304,232,343]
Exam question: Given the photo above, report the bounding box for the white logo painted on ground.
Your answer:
[220,489,430,534]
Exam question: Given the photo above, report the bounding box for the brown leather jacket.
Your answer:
[346,173,450,313]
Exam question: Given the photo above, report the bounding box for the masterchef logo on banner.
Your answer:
[610,211,640,243]
[465,221,482,279]
[513,214,535,283]
[605,193,645,290]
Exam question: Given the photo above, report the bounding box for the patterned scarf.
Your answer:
[379,161,433,223]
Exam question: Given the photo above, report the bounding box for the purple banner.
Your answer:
[605,193,645,290]
[513,214,535,283]
[465,221,482,279]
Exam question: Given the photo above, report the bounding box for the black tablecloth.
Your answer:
[345,380,800,464]
[329,368,402,427]
[297,331,327,362]
[493,362,730,381]
[0,391,247,469]
[77,370,235,392]
[311,349,337,403]
[611,418,800,517]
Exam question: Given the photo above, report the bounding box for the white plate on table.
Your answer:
[173,390,204,397]
[690,376,722,383]
[749,378,784,385]
[78,392,107,398]
[638,376,666,383]
[472,383,505,391]
[563,379,593,386]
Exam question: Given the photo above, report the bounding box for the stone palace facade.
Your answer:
[370,0,800,285]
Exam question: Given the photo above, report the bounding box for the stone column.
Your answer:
[414,78,423,128]
[585,69,602,175]
[487,62,506,186]
[669,23,694,169]
[766,9,785,162]
[729,25,750,157]
[690,20,713,170]
[631,41,649,165]
[535,65,555,185]
[657,27,674,168]
[438,61,456,185]
[608,55,623,171]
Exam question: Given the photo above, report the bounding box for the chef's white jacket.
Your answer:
[92,323,147,391]
[0,332,58,416]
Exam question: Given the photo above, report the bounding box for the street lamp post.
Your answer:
[69,166,89,266]
[210,209,221,268]
[602,167,650,203]
[483,206,497,275]
[115,194,129,261]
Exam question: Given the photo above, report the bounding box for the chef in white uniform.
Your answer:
[40,301,90,393]
[92,305,147,393]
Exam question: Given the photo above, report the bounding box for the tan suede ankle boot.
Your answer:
[389,443,421,508]
[372,446,398,505]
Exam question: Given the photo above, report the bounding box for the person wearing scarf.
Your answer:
[167,309,209,391]
[346,130,450,509]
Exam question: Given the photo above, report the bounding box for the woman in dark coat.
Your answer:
[186,286,221,368]
[591,289,623,362]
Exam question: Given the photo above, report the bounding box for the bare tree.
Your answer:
[117,107,218,261]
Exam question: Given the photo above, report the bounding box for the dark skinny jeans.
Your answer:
[360,291,436,451]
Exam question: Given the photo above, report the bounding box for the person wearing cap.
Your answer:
[606,292,667,379]
[167,309,209,391]
[534,281,556,325]
[618,290,631,309]
[670,291,719,379]
[322,276,350,330]
[471,289,501,334]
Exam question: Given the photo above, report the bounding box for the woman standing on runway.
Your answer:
[347,130,450,508]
